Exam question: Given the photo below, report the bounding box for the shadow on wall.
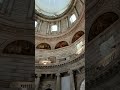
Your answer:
[88,12,119,42]
[3,40,35,56]
[46,88,52,90]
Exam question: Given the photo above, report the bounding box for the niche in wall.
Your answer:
[72,31,84,43]
[55,41,69,49]
[36,43,51,50]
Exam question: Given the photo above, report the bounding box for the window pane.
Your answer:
[51,25,58,31]
[70,14,77,23]
[35,21,38,27]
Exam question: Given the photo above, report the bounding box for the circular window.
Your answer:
[35,0,72,18]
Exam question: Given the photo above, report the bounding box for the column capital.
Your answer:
[56,73,61,77]
[56,73,61,90]
[37,73,41,78]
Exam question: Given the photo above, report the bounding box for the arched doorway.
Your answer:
[46,88,52,90]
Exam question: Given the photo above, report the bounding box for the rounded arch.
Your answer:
[55,41,69,49]
[88,12,119,42]
[72,31,84,43]
[36,43,51,50]
[3,40,34,56]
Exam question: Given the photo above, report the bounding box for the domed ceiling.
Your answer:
[35,0,84,37]
[35,0,72,18]
[35,0,85,65]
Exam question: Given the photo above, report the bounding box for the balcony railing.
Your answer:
[10,82,34,89]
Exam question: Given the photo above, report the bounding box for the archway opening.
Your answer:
[46,88,52,90]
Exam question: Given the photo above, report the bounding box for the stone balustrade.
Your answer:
[10,82,34,89]
[35,53,85,75]
[36,53,84,68]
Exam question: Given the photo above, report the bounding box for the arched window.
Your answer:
[51,25,58,32]
[36,43,51,50]
[3,40,34,56]
[55,41,68,49]
[88,12,119,42]
[72,31,84,43]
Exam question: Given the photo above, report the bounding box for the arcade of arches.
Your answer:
[0,0,120,90]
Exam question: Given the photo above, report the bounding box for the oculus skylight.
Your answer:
[35,0,72,17]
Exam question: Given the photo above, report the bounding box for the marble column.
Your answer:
[56,73,61,90]
[35,74,41,90]
[69,70,75,90]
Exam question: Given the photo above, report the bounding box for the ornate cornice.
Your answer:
[35,53,84,74]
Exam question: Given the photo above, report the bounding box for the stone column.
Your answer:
[56,73,61,90]
[35,74,41,90]
[69,70,75,90]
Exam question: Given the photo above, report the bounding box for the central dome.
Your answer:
[35,0,72,18]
